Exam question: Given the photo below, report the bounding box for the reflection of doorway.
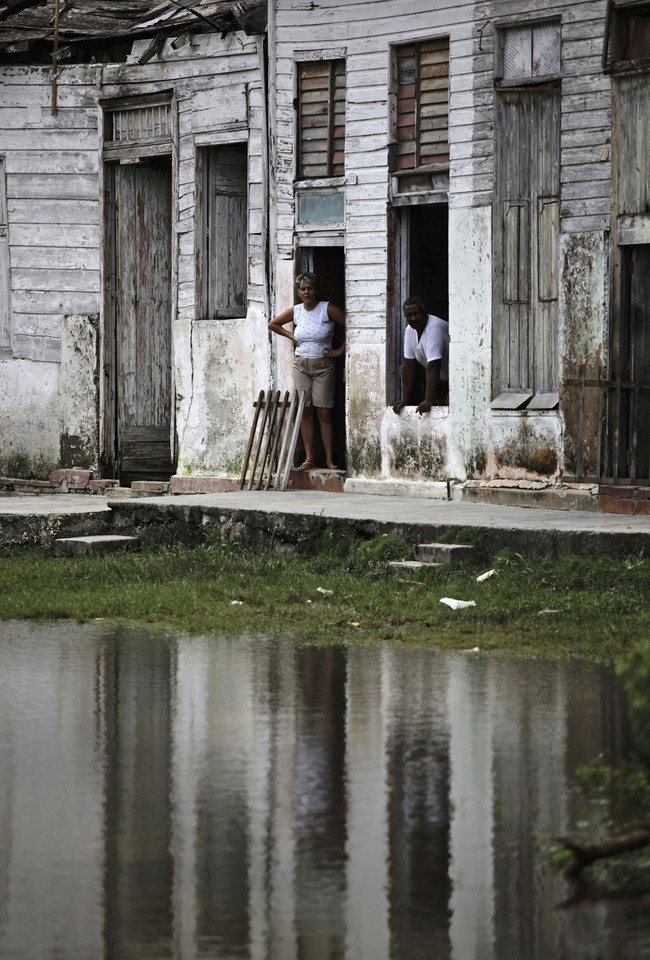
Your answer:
[105,157,175,484]
[299,246,346,470]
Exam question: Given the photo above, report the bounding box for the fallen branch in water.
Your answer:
[557,830,650,877]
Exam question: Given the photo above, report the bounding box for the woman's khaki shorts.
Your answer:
[292,356,336,408]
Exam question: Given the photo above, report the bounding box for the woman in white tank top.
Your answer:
[268,272,346,471]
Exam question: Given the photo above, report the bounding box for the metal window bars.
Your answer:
[563,365,650,485]
[240,390,307,491]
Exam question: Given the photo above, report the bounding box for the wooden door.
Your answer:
[493,87,560,397]
[114,157,174,484]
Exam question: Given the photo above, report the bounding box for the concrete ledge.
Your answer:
[289,469,345,493]
[416,543,475,563]
[462,482,598,512]
[54,534,140,556]
[169,476,240,494]
[599,485,650,515]
[344,478,449,499]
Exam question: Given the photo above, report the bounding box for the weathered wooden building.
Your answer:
[1,0,649,500]
[0,0,269,484]
[267,0,650,499]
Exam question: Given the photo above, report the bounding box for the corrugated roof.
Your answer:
[0,0,266,50]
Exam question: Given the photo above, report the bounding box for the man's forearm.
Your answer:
[425,360,441,403]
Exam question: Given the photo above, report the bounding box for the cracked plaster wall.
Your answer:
[174,311,270,477]
[0,314,98,478]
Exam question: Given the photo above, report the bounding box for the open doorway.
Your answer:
[299,246,346,471]
[391,203,448,404]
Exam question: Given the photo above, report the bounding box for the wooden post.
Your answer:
[265,391,290,490]
[240,389,265,489]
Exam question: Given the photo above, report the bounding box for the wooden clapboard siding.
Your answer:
[274,0,476,337]
[0,71,101,361]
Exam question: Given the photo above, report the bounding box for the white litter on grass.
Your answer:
[461,646,480,653]
[476,569,496,582]
[440,597,476,609]
[317,587,334,596]
[231,600,244,606]
[306,599,313,604]
[538,608,560,615]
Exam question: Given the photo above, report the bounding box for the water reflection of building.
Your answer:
[0,625,637,960]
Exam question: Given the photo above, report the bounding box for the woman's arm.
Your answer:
[268,307,298,347]
[324,302,345,358]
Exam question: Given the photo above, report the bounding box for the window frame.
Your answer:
[603,0,650,74]
[296,56,346,181]
[389,35,450,181]
[0,155,11,359]
[493,17,562,88]
[196,141,249,321]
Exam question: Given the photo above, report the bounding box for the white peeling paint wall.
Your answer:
[0,32,269,481]
[0,65,102,477]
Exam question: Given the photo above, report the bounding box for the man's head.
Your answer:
[403,297,427,331]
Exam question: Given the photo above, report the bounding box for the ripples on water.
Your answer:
[0,621,647,960]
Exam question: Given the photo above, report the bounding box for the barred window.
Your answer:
[604,2,650,71]
[297,60,346,179]
[394,38,450,171]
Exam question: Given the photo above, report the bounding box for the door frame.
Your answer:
[99,93,178,480]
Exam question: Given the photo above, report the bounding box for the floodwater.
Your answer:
[0,622,648,960]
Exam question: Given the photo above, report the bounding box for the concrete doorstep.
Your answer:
[388,542,475,574]
[53,535,140,557]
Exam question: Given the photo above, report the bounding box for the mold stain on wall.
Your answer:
[494,418,558,478]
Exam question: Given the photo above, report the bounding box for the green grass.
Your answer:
[1,537,650,657]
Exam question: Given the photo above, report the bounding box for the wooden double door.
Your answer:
[493,86,560,397]
[106,156,175,484]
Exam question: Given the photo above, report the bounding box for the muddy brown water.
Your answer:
[0,621,648,960]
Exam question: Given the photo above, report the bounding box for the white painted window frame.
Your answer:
[0,156,11,358]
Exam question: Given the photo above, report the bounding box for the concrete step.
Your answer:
[54,534,140,557]
[288,468,345,493]
[388,559,442,574]
[461,481,597,512]
[105,487,165,499]
[416,543,475,564]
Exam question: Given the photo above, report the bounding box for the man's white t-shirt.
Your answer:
[404,314,449,381]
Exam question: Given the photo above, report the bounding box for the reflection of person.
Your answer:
[392,297,449,415]
[268,272,346,470]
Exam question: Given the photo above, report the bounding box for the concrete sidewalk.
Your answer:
[2,489,650,556]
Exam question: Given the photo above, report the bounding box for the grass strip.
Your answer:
[1,538,649,657]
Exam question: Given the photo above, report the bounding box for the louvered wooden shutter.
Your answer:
[298,60,346,179]
[396,38,449,170]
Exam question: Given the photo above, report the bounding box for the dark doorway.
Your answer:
[106,156,175,485]
[392,202,448,401]
[606,243,650,481]
[299,246,346,471]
